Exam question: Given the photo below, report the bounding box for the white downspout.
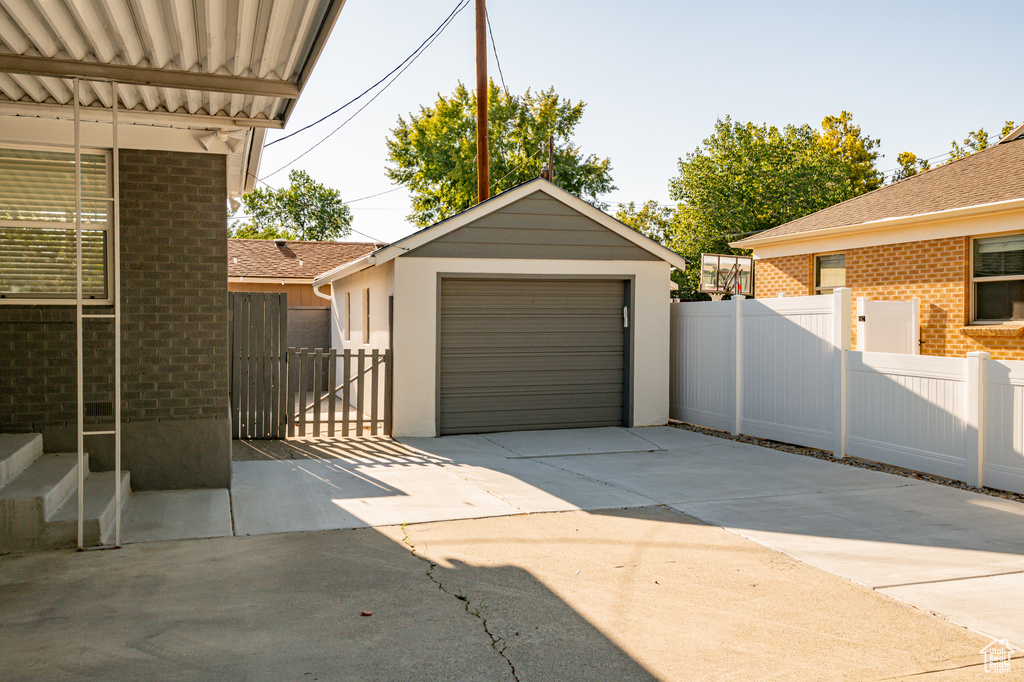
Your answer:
[313,282,332,302]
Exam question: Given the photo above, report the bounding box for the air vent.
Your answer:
[84,401,113,418]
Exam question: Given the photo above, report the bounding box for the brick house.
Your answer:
[228,239,379,352]
[732,127,1024,360]
[0,0,345,502]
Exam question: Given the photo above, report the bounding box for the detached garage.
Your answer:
[313,179,685,438]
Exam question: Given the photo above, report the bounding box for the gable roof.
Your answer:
[312,178,687,287]
[733,136,1024,248]
[229,239,379,280]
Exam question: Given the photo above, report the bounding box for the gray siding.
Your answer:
[0,149,230,490]
[406,192,660,261]
[439,278,625,435]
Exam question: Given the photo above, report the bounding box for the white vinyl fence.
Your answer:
[670,288,1024,495]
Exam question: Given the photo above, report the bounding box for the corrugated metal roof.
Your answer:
[0,0,342,128]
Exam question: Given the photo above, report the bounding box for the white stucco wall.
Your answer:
[390,257,673,437]
[328,260,394,351]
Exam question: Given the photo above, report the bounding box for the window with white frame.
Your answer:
[0,146,111,303]
[973,234,1024,323]
[814,253,845,295]
[363,287,371,344]
[344,291,351,341]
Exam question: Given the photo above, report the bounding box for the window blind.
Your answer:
[0,148,110,299]
[974,234,1024,278]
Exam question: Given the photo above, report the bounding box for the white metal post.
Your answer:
[74,79,85,550]
[832,288,852,459]
[733,294,745,436]
[965,351,989,488]
[112,81,122,547]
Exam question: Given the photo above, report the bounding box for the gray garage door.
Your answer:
[439,278,627,435]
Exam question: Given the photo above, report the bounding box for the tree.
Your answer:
[231,170,352,241]
[385,81,615,228]
[816,110,883,194]
[615,200,675,246]
[1003,120,1018,138]
[948,128,990,163]
[891,151,931,182]
[664,117,857,299]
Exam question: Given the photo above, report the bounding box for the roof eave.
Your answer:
[731,196,1024,249]
[312,254,375,288]
[362,179,688,271]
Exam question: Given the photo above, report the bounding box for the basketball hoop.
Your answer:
[699,253,754,298]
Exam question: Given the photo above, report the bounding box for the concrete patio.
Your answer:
[113,425,1024,652]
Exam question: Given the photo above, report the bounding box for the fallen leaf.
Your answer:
[360,611,373,617]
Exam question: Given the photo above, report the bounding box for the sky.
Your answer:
[254,0,1024,244]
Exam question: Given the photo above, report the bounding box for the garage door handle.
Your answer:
[623,306,629,328]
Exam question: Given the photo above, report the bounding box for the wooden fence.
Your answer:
[230,292,287,439]
[288,347,392,437]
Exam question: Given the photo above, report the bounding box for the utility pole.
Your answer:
[547,132,554,185]
[475,0,488,203]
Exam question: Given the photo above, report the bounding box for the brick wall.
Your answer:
[119,149,228,421]
[755,236,1024,360]
[754,254,809,297]
[0,149,230,488]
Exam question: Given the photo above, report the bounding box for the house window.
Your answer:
[0,146,111,303]
[344,292,351,341]
[973,234,1024,323]
[363,288,371,344]
[814,254,845,295]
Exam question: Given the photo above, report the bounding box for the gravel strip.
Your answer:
[669,420,1024,505]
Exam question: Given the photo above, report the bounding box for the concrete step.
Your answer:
[0,453,87,536]
[49,471,131,548]
[0,433,43,488]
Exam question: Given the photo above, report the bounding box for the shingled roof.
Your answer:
[733,136,1024,246]
[228,239,381,280]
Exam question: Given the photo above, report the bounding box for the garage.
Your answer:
[313,178,685,437]
[439,277,628,435]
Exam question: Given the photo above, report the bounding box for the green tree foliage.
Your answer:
[615,200,675,246]
[948,128,991,162]
[385,81,615,228]
[616,200,687,292]
[231,170,352,241]
[891,151,931,182]
[1002,120,1019,138]
[665,117,857,298]
[816,111,883,194]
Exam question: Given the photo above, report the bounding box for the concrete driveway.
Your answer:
[0,505,1000,680]
[227,426,1024,650]
[5,424,1023,679]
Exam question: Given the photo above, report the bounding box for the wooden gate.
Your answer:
[288,347,392,437]
[229,292,287,439]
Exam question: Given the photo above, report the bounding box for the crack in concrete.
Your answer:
[401,524,520,682]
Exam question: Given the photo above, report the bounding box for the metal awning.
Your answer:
[0,0,342,127]
[0,1,345,194]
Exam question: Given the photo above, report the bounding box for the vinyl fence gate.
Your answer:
[229,292,393,439]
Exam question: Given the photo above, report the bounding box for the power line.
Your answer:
[490,145,543,193]
[485,7,508,96]
[346,186,404,204]
[259,0,472,181]
[266,0,472,148]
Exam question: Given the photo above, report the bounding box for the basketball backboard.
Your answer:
[700,253,754,297]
